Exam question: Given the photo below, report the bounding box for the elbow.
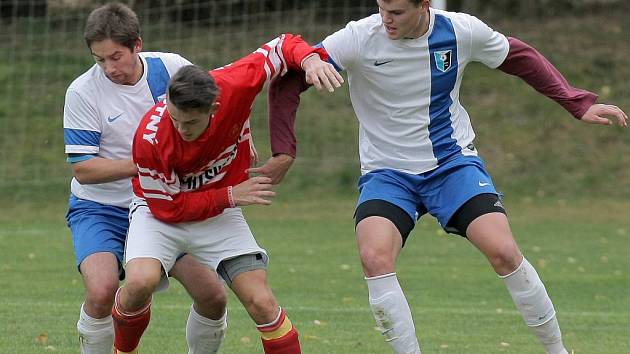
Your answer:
[72,169,97,184]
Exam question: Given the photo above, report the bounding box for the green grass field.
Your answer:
[1,193,628,353]
[1,4,629,353]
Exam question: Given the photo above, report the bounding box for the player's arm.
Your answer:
[133,140,275,223]
[251,53,342,183]
[247,70,311,184]
[71,157,137,184]
[137,169,275,223]
[497,37,627,126]
[63,88,138,184]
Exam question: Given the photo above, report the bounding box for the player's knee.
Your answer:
[85,287,117,316]
[85,278,118,308]
[195,287,228,313]
[487,243,522,274]
[123,276,158,304]
[359,246,395,276]
[244,290,278,323]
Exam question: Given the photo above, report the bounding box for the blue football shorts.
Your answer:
[66,194,128,272]
[357,155,499,230]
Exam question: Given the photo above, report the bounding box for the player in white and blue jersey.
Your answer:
[263,0,628,353]
[63,3,228,353]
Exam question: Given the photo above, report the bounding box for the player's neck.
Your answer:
[130,55,144,85]
[405,9,431,39]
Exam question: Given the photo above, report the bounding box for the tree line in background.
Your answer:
[1,0,625,22]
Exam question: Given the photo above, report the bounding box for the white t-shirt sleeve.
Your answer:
[176,53,193,67]
[321,21,362,70]
[468,15,509,69]
[63,88,100,154]
[162,53,193,76]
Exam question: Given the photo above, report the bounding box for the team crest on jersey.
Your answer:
[434,50,452,72]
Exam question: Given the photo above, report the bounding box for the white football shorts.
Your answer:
[125,199,267,291]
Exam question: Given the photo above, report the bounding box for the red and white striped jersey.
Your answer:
[132,34,326,223]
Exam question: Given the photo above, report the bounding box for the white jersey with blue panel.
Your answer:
[321,9,509,175]
[63,52,191,208]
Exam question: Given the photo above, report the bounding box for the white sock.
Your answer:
[532,316,569,354]
[186,304,227,354]
[77,303,114,354]
[500,258,567,354]
[366,273,421,354]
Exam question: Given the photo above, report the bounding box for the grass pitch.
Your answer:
[1,195,629,353]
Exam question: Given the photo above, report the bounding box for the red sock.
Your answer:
[112,289,151,352]
[258,308,301,354]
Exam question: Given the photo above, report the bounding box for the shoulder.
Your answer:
[211,61,253,92]
[140,52,192,74]
[66,65,101,95]
[341,13,382,39]
[65,65,102,106]
[433,9,491,33]
[141,51,188,63]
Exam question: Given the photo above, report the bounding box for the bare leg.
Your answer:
[357,216,421,354]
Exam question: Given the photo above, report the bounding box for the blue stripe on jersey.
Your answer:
[428,15,460,165]
[64,128,100,147]
[317,42,342,72]
[146,57,170,103]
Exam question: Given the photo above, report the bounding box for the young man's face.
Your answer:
[166,99,216,142]
[377,0,429,40]
[90,38,142,85]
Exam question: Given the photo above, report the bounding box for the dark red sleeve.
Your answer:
[268,70,311,157]
[497,37,598,119]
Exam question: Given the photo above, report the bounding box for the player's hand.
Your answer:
[231,176,275,206]
[580,103,628,127]
[301,54,344,93]
[247,154,295,185]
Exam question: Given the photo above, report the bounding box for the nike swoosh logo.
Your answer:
[107,113,123,123]
[374,60,393,66]
[479,182,490,187]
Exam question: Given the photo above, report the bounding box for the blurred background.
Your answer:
[1,0,628,205]
[1,1,629,353]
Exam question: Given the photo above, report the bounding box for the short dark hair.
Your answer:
[167,65,219,112]
[84,3,140,51]
[383,0,423,5]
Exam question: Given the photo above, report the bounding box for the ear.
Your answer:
[210,101,220,116]
[134,38,143,53]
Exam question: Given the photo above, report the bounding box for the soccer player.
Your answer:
[263,1,629,353]
[63,3,228,353]
[110,35,340,354]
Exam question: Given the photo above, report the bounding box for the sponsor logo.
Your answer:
[434,50,452,72]
[494,200,504,209]
[107,113,123,123]
[142,105,167,145]
[478,181,490,187]
[374,59,394,66]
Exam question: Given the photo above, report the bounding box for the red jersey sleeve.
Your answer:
[214,33,328,93]
[268,70,311,157]
[132,107,234,224]
[498,37,598,119]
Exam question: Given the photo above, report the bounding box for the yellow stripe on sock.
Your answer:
[260,316,293,341]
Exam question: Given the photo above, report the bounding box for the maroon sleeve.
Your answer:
[268,70,311,157]
[497,37,598,119]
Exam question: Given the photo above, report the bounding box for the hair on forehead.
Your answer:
[168,65,219,112]
[84,3,140,51]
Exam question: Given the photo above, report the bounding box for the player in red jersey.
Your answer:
[110,34,342,354]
